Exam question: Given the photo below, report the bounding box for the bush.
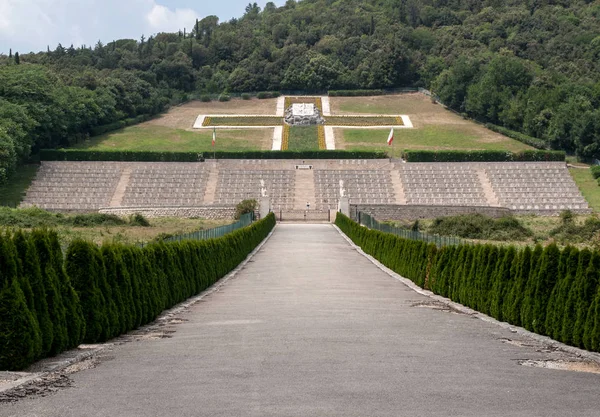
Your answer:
[0,213,276,370]
[241,93,251,100]
[428,214,533,241]
[235,199,258,220]
[129,213,150,227]
[402,149,565,162]
[328,89,386,97]
[335,213,600,354]
[485,124,549,150]
[257,91,281,99]
[200,95,212,102]
[40,149,388,161]
[218,94,231,102]
[591,166,600,179]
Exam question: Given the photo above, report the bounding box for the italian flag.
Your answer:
[212,127,216,146]
[387,128,394,146]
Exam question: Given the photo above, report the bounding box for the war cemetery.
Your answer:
[2,1,600,411]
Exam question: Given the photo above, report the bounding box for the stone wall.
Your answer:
[99,206,237,219]
[350,204,512,221]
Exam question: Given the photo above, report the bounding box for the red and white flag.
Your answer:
[212,127,216,146]
[387,128,394,146]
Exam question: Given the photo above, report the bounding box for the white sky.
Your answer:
[0,0,286,54]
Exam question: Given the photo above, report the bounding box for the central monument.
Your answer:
[284,103,325,126]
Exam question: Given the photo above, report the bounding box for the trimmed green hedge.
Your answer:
[336,213,600,353]
[0,213,275,370]
[40,149,388,161]
[328,89,386,97]
[402,149,566,162]
[256,91,281,99]
[485,124,549,150]
[90,115,152,137]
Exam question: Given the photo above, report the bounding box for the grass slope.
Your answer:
[0,165,39,207]
[73,125,271,152]
[570,167,600,213]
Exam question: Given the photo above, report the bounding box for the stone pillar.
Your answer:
[260,197,271,220]
[338,197,350,217]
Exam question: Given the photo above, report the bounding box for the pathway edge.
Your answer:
[332,224,600,363]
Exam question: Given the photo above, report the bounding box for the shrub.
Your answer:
[428,214,532,241]
[485,124,549,150]
[257,91,281,99]
[591,166,600,179]
[235,199,258,220]
[241,93,251,100]
[129,213,150,227]
[200,95,212,102]
[218,94,231,102]
[328,89,386,97]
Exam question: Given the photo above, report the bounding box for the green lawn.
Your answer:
[288,126,319,151]
[338,102,405,115]
[570,167,600,212]
[73,125,269,151]
[340,125,531,156]
[325,116,402,126]
[0,165,39,207]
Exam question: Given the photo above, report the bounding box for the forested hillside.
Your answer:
[1,0,600,183]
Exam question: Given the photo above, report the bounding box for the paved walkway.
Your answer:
[2,224,600,416]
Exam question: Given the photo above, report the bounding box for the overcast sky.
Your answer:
[0,0,286,54]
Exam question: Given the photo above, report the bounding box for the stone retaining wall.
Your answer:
[99,206,237,219]
[350,204,512,221]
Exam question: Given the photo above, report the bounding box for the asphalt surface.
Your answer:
[2,224,600,416]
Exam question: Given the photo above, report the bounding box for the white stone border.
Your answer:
[321,96,331,116]
[276,96,285,117]
[272,126,283,150]
[333,224,600,363]
[324,126,335,150]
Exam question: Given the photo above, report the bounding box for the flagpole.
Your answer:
[213,127,216,161]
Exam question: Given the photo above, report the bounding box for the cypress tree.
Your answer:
[0,234,40,370]
[66,240,108,343]
[48,231,85,348]
[450,246,467,302]
[489,246,516,322]
[584,285,600,352]
[121,247,143,329]
[32,230,69,355]
[502,249,522,324]
[102,244,126,334]
[114,245,135,332]
[531,244,561,336]
[10,232,43,360]
[561,248,592,346]
[479,246,499,315]
[520,245,543,331]
[93,245,119,340]
[544,246,576,340]
[13,231,54,357]
[573,251,600,348]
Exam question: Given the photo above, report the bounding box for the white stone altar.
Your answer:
[284,103,325,126]
[292,103,315,117]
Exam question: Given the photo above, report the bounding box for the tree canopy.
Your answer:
[1,0,600,183]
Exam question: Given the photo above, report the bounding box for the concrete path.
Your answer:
[2,224,600,416]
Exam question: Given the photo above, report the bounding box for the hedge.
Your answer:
[485,124,549,150]
[89,115,152,137]
[256,91,281,99]
[40,149,388,161]
[328,89,385,97]
[336,213,600,353]
[0,213,275,370]
[402,149,566,163]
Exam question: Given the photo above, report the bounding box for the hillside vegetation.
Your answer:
[1,0,600,184]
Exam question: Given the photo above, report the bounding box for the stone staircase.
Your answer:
[294,169,316,210]
[203,162,219,204]
[476,168,500,207]
[109,167,132,207]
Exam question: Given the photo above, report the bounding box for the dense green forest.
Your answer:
[1,0,600,183]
